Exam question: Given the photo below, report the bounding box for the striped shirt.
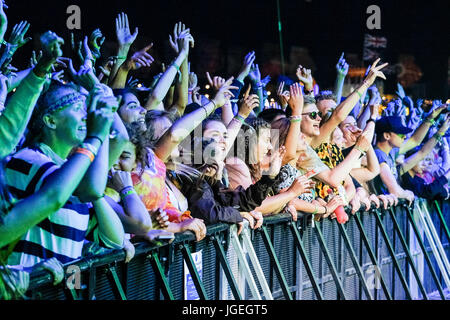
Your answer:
[4,143,115,268]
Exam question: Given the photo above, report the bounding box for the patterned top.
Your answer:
[314,142,345,199]
[276,164,314,203]
[132,149,191,224]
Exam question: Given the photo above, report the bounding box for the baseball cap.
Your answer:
[375,116,413,135]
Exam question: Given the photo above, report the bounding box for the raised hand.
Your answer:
[336,52,349,77]
[355,130,371,153]
[61,57,99,91]
[211,76,238,107]
[169,21,193,54]
[277,81,290,108]
[124,44,154,71]
[396,83,406,99]
[287,82,304,114]
[296,65,313,92]
[237,51,256,81]
[176,29,194,55]
[260,75,271,88]
[363,58,389,86]
[238,85,259,118]
[288,174,314,197]
[8,21,31,48]
[206,71,226,92]
[248,63,261,85]
[109,168,133,193]
[85,85,117,141]
[115,12,138,48]
[39,31,64,60]
[188,70,198,90]
[126,76,140,90]
[89,28,105,59]
[28,50,42,68]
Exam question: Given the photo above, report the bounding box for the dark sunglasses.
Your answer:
[302,111,323,120]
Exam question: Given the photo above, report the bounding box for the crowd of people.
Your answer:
[0,2,449,299]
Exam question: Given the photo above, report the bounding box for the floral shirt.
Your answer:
[314,142,345,199]
[132,149,191,223]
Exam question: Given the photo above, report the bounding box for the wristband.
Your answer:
[120,186,136,200]
[80,142,99,157]
[201,105,209,118]
[426,118,435,126]
[171,62,180,73]
[210,100,217,110]
[235,114,246,124]
[86,135,104,145]
[323,206,328,215]
[366,118,376,125]
[290,115,302,123]
[356,90,363,100]
[75,148,95,162]
[355,145,366,156]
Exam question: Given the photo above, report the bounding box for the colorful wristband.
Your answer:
[235,114,246,124]
[75,148,95,162]
[120,186,136,200]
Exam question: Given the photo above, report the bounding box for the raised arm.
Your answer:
[283,83,304,165]
[399,103,447,154]
[154,77,238,162]
[334,53,349,104]
[145,29,193,111]
[0,31,63,158]
[312,58,388,147]
[350,145,380,183]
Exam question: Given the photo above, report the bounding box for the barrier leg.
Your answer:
[290,222,324,300]
[373,210,413,299]
[106,266,127,300]
[336,218,373,300]
[148,251,174,300]
[240,227,274,300]
[211,235,242,300]
[180,244,209,300]
[313,221,347,300]
[259,226,293,300]
[421,203,450,275]
[354,212,392,300]
[404,206,446,300]
[229,227,262,299]
[387,207,429,299]
[434,200,450,243]
[416,204,450,288]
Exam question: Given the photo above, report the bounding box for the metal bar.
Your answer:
[230,227,263,300]
[434,200,450,242]
[212,236,242,300]
[88,266,96,300]
[240,226,274,300]
[405,205,446,300]
[421,203,450,275]
[180,244,208,300]
[336,219,373,300]
[290,222,324,300]
[148,251,174,300]
[354,212,392,300]
[313,221,347,300]
[416,203,450,288]
[108,266,127,300]
[260,226,293,300]
[387,207,429,300]
[373,209,413,300]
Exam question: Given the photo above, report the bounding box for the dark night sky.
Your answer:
[4,0,449,98]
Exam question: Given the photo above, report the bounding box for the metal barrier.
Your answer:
[26,198,450,300]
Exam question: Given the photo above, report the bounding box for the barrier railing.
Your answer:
[26,198,450,300]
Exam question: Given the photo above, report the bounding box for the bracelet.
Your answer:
[210,99,217,110]
[235,114,246,124]
[80,142,99,157]
[171,62,180,73]
[120,186,136,200]
[323,206,328,215]
[74,148,95,162]
[426,118,435,126]
[290,115,302,123]
[356,90,363,100]
[366,118,376,125]
[355,145,366,156]
[86,135,104,145]
[438,131,446,137]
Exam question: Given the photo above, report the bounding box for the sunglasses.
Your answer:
[302,111,323,120]
[396,133,406,139]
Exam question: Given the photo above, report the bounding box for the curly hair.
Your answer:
[124,122,152,176]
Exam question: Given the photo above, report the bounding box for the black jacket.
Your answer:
[171,173,279,225]
[401,172,449,200]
